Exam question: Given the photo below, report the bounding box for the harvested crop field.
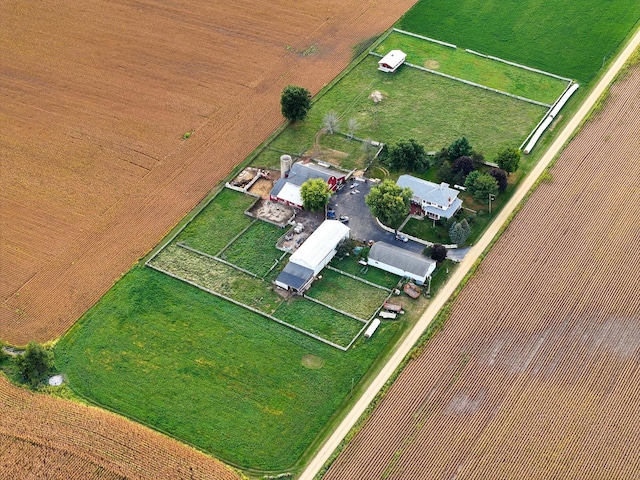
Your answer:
[0,0,419,345]
[0,376,240,480]
[324,63,640,479]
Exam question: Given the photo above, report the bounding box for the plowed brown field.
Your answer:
[0,376,240,479]
[324,64,640,479]
[0,0,418,345]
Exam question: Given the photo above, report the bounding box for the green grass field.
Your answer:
[220,220,286,279]
[253,55,546,168]
[56,267,403,471]
[176,188,257,256]
[330,256,401,290]
[399,0,640,84]
[375,31,568,105]
[305,269,390,318]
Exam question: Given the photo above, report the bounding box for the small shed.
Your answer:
[368,242,435,285]
[378,50,407,73]
[364,319,381,338]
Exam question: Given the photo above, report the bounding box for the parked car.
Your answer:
[339,215,349,223]
[327,210,336,219]
[395,233,408,243]
[350,182,360,189]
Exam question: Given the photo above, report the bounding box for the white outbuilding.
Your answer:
[276,220,350,292]
[378,50,407,73]
[367,241,436,285]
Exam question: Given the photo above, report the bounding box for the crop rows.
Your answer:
[1,0,420,345]
[0,377,240,479]
[324,64,640,479]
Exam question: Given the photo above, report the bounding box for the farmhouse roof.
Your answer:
[275,262,314,291]
[397,175,461,207]
[290,220,350,271]
[368,241,436,279]
[424,198,463,219]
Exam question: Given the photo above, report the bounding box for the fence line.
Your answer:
[216,217,258,257]
[175,242,261,279]
[303,294,368,323]
[465,49,572,82]
[368,52,551,108]
[392,28,456,49]
[146,263,349,351]
[326,265,392,292]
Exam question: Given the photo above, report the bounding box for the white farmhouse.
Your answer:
[378,50,407,73]
[397,174,463,220]
[367,241,435,285]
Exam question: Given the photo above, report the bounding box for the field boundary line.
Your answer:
[299,23,640,480]
[174,242,263,279]
[146,263,349,351]
[392,28,456,49]
[368,52,551,108]
[326,265,392,292]
[465,48,573,82]
[302,294,368,323]
[216,216,258,257]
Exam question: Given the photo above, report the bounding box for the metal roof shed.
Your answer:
[290,220,350,275]
[368,241,436,285]
[378,50,407,73]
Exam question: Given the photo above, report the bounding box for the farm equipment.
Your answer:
[403,282,422,299]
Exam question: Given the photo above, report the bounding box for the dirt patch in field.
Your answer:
[302,354,325,369]
[0,0,420,344]
[424,59,440,69]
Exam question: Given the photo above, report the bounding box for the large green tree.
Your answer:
[386,139,428,171]
[280,85,312,122]
[495,147,521,174]
[365,180,412,230]
[448,137,473,161]
[300,178,331,211]
[15,342,53,387]
[465,170,499,204]
[449,219,471,245]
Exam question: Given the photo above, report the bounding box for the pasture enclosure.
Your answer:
[1,0,421,345]
[399,0,640,84]
[252,54,547,168]
[323,61,640,479]
[0,376,240,480]
[55,266,404,471]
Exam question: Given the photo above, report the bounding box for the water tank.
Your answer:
[280,154,292,178]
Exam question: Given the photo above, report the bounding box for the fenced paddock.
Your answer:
[146,189,394,350]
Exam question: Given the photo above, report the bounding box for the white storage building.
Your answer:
[276,220,350,291]
[378,50,407,73]
[368,241,436,285]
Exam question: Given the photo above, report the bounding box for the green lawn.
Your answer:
[375,31,568,105]
[220,220,286,278]
[330,256,401,290]
[305,269,390,319]
[399,0,640,84]
[56,267,403,471]
[176,188,257,256]
[273,297,366,346]
[252,55,546,168]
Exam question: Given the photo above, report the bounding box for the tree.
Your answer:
[365,180,412,230]
[387,139,428,171]
[489,167,508,192]
[15,342,53,387]
[280,85,312,122]
[322,111,340,134]
[300,178,331,211]
[451,156,476,184]
[449,219,471,245]
[448,137,473,161]
[495,147,521,174]
[430,243,447,262]
[465,170,499,204]
[347,118,359,139]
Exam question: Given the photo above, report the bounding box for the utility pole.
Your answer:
[489,193,496,214]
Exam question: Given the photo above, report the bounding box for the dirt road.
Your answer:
[299,27,640,480]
